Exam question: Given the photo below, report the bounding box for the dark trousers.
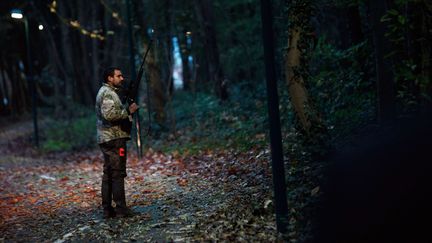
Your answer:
[99,138,128,213]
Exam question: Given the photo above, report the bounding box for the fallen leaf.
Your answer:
[264,200,272,209]
[311,186,320,196]
[177,178,188,186]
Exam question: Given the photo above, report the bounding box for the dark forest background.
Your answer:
[0,0,431,155]
[0,0,431,241]
[0,0,430,157]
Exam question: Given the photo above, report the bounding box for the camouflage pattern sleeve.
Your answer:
[100,92,129,122]
[96,84,131,144]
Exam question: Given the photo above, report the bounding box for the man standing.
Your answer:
[96,67,138,218]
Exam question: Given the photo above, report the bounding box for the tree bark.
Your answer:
[76,0,95,105]
[163,0,174,93]
[285,1,323,135]
[91,3,103,96]
[34,6,68,116]
[367,0,396,123]
[180,34,191,90]
[58,1,75,104]
[144,42,166,125]
[194,0,228,100]
[286,28,311,131]
[0,61,13,115]
[346,5,364,46]
[419,1,431,110]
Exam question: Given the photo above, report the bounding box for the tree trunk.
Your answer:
[180,34,191,90]
[144,42,166,125]
[163,0,174,94]
[285,1,323,135]
[14,65,28,114]
[367,0,396,123]
[91,3,103,96]
[346,5,364,46]
[30,3,67,116]
[286,28,311,131]
[0,69,5,114]
[194,0,228,100]
[76,1,95,105]
[58,1,75,104]
[0,61,13,115]
[419,1,431,110]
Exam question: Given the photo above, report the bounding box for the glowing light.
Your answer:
[49,0,57,13]
[147,27,154,37]
[11,13,23,19]
[48,0,107,41]
[119,148,125,156]
[11,9,23,19]
[38,24,44,30]
[69,20,80,28]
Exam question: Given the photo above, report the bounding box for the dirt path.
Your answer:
[0,120,280,242]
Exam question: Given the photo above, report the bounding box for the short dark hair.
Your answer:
[102,67,121,83]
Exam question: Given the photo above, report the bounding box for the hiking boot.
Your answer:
[115,208,135,218]
[112,179,127,208]
[103,208,116,219]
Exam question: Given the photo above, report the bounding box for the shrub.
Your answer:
[42,113,96,152]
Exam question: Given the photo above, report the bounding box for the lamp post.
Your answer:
[11,9,39,147]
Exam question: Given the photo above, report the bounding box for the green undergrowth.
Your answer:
[142,85,269,155]
[40,83,270,154]
[41,110,96,152]
[40,47,376,157]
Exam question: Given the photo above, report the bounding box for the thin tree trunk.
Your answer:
[194,0,228,100]
[346,5,364,45]
[58,1,75,103]
[144,42,166,125]
[74,0,95,105]
[367,0,396,123]
[163,0,174,94]
[180,35,191,90]
[419,2,431,110]
[14,65,28,114]
[91,3,103,96]
[0,62,13,115]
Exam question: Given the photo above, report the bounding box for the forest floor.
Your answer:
[0,119,288,242]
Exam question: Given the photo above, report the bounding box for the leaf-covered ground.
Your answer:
[0,120,289,242]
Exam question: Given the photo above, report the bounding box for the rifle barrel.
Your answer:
[127,39,153,105]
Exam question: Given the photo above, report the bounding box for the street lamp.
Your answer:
[11,8,39,147]
[10,10,23,19]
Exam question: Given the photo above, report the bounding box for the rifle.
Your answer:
[122,39,153,140]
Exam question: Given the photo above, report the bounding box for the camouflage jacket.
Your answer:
[95,83,130,144]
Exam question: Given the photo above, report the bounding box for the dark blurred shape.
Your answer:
[315,113,432,243]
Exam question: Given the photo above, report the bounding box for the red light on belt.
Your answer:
[119,148,125,157]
